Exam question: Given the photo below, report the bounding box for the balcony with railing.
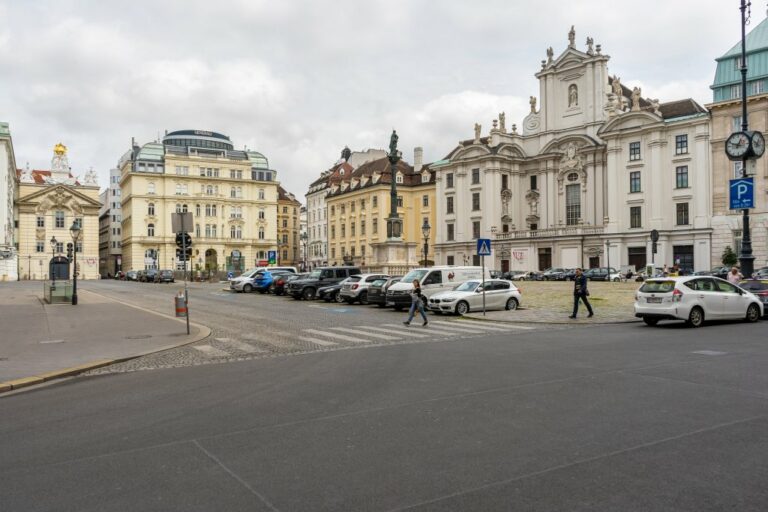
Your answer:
[495,225,605,240]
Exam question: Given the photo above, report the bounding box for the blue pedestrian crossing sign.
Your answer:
[730,178,754,210]
[477,238,492,256]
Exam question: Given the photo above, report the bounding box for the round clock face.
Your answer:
[751,131,765,157]
[726,132,750,158]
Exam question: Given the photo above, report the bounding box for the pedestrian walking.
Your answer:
[569,268,594,319]
[727,266,743,284]
[404,279,428,327]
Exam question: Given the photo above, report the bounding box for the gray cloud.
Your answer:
[0,0,741,198]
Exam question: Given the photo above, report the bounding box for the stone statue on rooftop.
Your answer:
[530,95,537,113]
[631,86,642,112]
[474,123,481,142]
[568,25,575,47]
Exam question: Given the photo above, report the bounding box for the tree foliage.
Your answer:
[721,245,738,266]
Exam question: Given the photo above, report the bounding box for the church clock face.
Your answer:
[751,131,765,158]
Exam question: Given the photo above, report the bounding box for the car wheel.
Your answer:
[358,291,368,305]
[269,284,275,294]
[335,292,346,304]
[746,303,761,323]
[687,306,704,328]
[376,302,385,308]
[303,288,316,300]
[505,297,519,311]
[643,317,659,326]
[519,277,525,281]
[243,284,253,293]
[456,301,470,316]
[613,277,620,282]
[394,306,404,311]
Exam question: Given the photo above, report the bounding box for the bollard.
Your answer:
[175,291,187,318]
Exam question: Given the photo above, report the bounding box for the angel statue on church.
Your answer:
[83,167,98,186]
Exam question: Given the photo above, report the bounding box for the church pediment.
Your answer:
[598,111,663,135]
[17,184,101,209]
[495,143,526,159]
[450,144,492,161]
[539,134,601,155]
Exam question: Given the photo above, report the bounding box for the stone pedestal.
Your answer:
[369,240,419,275]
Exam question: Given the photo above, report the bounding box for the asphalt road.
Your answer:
[2,318,767,511]
[72,280,562,373]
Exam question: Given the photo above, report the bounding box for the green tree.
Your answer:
[721,245,738,266]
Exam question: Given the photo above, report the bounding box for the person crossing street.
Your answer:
[404,279,428,327]
[569,268,594,319]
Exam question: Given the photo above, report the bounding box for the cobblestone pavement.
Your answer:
[81,280,570,374]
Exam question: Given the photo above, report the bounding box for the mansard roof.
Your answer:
[658,99,707,119]
[326,157,434,198]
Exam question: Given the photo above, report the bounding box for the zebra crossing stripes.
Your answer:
[303,328,374,343]
[298,336,338,347]
[430,320,533,331]
[361,326,430,338]
[330,327,401,341]
[380,323,462,336]
[422,322,481,334]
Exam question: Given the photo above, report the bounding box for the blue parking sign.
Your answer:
[476,238,492,256]
[730,178,754,209]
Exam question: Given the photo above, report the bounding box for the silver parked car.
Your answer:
[428,279,522,315]
[339,273,389,305]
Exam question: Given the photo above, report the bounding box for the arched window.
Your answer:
[195,204,201,217]
[147,223,155,237]
[206,185,213,195]
[176,204,182,213]
[182,204,188,213]
[258,188,265,200]
[258,228,265,239]
[195,224,201,238]
[148,203,155,216]
[147,182,155,194]
[237,187,242,198]
[230,187,237,198]
[230,225,236,238]
[236,226,242,238]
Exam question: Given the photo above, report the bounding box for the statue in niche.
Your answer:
[529,96,537,113]
[568,84,578,107]
[474,123,481,142]
[568,25,576,47]
[546,47,554,65]
[631,86,642,111]
[498,112,506,132]
[501,189,512,216]
[586,36,594,55]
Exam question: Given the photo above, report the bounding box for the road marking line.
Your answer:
[417,322,481,334]
[331,327,400,341]
[361,326,430,338]
[303,329,371,343]
[298,336,339,347]
[431,320,533,331]
[216,338,264,353]
[192,345,230,357]
[381,324,461,336]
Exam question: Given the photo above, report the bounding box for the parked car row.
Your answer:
[228,265,523,316]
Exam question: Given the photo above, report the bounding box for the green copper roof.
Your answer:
[136,142,165,161]
[719,16,768,59]
[0,122,9,136]
[247,150,269,170]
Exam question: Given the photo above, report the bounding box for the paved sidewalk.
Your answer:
[0,284,209,392]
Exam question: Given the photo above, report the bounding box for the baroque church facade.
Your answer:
[433,28,712,273]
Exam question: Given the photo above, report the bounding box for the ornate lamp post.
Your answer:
[421,219,431,267]
[69,221,81,305]
[300,232,308,271]
[386,130,403,240]
[50,236,58,285]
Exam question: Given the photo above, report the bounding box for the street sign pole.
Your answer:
[476,238,492,316]
[482,254,486,316]
[181,215,190,335]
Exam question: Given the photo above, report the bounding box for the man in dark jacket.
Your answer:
[569,268,594,319]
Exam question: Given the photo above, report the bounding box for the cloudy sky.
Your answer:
[0,0,750,200]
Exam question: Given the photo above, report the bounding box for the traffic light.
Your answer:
[652,242,658,254]
[66,242,73,262]
[175,232,192,248]
[176,248,192,261]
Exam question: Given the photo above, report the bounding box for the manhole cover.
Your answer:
[125,334,152,340]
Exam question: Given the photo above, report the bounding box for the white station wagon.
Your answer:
[634,276,763,327]
[428,279,521,315]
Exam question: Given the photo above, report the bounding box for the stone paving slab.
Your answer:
[0,284,210,391]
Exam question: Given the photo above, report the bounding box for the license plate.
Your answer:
[646,297,662,304]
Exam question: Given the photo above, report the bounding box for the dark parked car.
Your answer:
[318,276,360,303]
[124,270,139,281]
[141,269,159,282]
[368,276,402,307]
[584,267,618,281]
[154,269,175,283]
[739,279,768,316]
[542,268,567,281]
[286,266,361,300]
[273,273,307,296]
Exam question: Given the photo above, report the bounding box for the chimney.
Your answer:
[414,146,423,173]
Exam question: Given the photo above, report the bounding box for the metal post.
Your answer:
[181,215,190,335]
[482,255,486,316]
[738,0,755,277]
[72,244,78,305]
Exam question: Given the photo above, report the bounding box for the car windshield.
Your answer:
[455,281,479,292]
[402,269,429,282]
[307,270,322,279]
[639,280,676,293]
[739,280,768,291]
[371,279,387,287]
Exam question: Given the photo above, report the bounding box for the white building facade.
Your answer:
[433,28,712,273]
[0,122,18,280]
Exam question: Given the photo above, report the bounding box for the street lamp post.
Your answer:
[737,0,755,276]
[50,236,57,286]
[421,219,431,267]
[300,232,308,271]
[69,221,81,305]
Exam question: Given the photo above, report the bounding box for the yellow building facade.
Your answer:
[326,157,435,268]
[277,186,301,267]
[120,130,279,275]
[15,145,101,280]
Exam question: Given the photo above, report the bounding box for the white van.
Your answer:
[385,266,490,310]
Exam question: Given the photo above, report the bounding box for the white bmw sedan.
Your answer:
[634,276,763,327]
[427,279,521,315]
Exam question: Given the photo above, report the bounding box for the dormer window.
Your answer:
[396,173,403,184]
[421,173,429,183]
